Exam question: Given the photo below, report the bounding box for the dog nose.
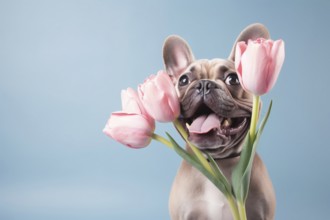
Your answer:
[196,80,216,95]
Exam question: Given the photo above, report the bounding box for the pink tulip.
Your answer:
[120,88,154,124]
[103,112,155,148]
[138,70,180,122]
[103,88,155,148]
[235,38,285,96]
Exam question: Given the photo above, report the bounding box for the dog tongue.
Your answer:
[188,114,220,134]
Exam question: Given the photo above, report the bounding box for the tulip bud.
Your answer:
[103,88,155,148]
[235,38,285,96]
[138,70,180,122]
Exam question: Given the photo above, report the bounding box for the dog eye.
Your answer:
[179,75,189,86]
[225,73,240,86]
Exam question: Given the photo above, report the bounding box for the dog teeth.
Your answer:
[222,118,232,127]
[186,123,190,129]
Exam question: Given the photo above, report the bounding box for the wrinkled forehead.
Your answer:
[183,59,236,79]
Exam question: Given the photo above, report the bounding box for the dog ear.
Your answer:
[228,23,270,61]
[163,35,195,81]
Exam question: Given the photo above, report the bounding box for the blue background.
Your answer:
[1,0,329,219]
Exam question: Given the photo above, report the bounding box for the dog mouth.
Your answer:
[184,104,250,143]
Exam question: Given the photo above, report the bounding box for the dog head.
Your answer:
[163,23,270,159]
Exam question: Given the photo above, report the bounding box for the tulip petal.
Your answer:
[154,71,180,118]
[154,71,178,99]
[138,71,180,122]
[267,39,285,92]
[167,96,180,119]
[242,41,270,95]
[235,41,247,72]
[103,112,154,148]
[145,92,173,122]
[121,88,145,114]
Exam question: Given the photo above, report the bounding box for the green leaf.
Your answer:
[231,134,252,201]
[166,132,231,197]
[205,152,232,193]
[232,101,273,202]
[186,141,217,178]
[255,100,273,143]
[173,120,217,179]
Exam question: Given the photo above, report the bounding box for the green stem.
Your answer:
[249,95,260,141]
[173,119,216,177]
[237,201,247,220]
[151,133,173,149]
[227,195,241,220]
[173,119,188,140]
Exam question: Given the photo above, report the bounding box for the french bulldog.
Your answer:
[164,23,276,220]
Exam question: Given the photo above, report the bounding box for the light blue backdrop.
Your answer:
[1,1,329,219]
